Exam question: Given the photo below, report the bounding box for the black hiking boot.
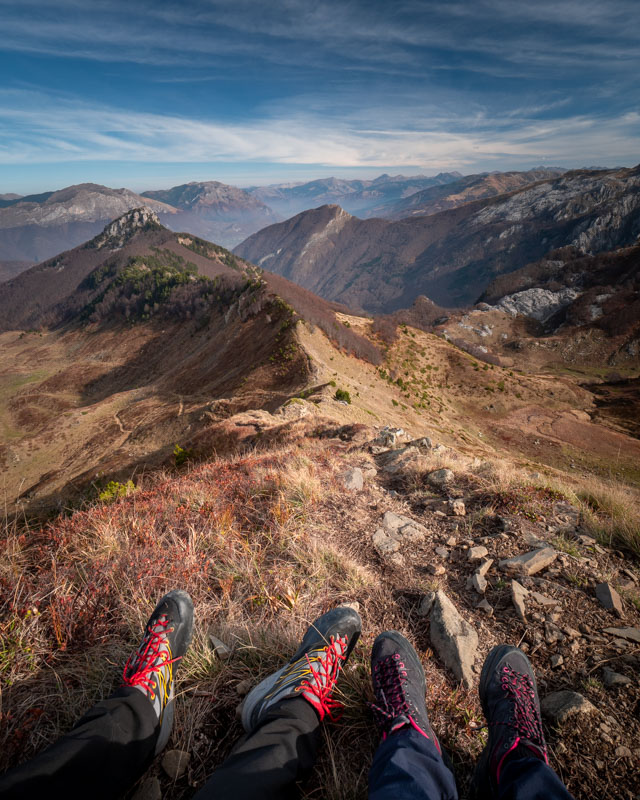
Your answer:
[370,631,442,753]
[473,644,548,798]
[122,589,194,754]
[241,605,362,732]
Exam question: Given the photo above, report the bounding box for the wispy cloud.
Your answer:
[1,90,638,171]
[1,0,638,189]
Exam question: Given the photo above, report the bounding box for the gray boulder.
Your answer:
[541,691,596,725]
[427,468,454,487]
[341,467,364,491]
[430,590,478,689]
[499,548,557,577]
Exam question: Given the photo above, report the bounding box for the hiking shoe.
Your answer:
[241,605,361,732]
[473,644,548,798]
[122,589,194,754]
[370,631,441,752]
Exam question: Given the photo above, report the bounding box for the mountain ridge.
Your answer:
[235,165,640,311]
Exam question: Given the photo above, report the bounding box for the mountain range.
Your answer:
[235,165,640,311]
[0,184,175,264]
[0,169,566,271]
[247,172,464,217]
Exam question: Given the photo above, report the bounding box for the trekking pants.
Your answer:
[0,690,575,800]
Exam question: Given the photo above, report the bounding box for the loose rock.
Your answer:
[468,546,489,561]
[341,467,364,491]
[132,778,162,800]
[373,513,428,566]
[511,580,528,622]
[449,499,466,516]
[550,654,564,668]
[427,468,454,487]
[476,559,494,577]
[383,447,427,475]
[602,667,632,688]
[544,621,564,644]
[429,564,446,576]
[595,583,624,618]
[530,591,557,607]
[162,749,190,779]
[603,627,640,643]
[541,691,597,725]
[467,573,488,595]
[476,599,494,616]
[430,590,478,689]
[209,634,232,659]
[372,528,402,566]
[417,592,436,617]
[499,548,557,577]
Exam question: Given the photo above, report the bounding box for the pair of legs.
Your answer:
[0,591,575,800]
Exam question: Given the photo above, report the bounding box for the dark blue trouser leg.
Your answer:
[498,753,575,800]
[369,728,458,800]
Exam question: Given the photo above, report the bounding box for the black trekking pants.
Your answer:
[0,687,158,800]
[0,689,320,800]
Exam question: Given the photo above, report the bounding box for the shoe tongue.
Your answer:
[389,714,411,733]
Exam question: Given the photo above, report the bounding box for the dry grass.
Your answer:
[573,477,640,557]
[3,430,638,798]
[0,442,393,797]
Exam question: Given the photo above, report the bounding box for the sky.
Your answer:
[1,0,639,194]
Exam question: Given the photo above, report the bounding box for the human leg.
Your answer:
[368,631,458,800]
[194,605,362,800]
[473,644,575,800]
[0,589,193,800]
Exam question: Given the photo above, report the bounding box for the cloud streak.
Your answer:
[1,1,638,188]
[1,91,638,172]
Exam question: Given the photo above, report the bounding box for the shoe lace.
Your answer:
[297,635,347,721]
[369,653,410,730]
[493,664,546,749]
[122,616,181,703]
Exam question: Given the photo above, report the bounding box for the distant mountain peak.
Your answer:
[91,207,163,251]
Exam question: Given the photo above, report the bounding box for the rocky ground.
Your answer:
[2,416,639,800]
[298,424,640,799]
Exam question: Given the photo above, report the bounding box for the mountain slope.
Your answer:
[142,181,280,249]
[0,209,385,513]
[248,172,462,217]
[235,165,640,311]
[0,183,176,263]
[373,168,566,219]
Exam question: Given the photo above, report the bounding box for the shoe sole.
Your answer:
[242,607,361,732]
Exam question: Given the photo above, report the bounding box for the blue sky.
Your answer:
[1,0,639,194]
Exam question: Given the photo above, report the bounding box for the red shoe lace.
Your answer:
[495,664,547,752]
[122,616,182,700]
[370,653,410,727]
[297,635,347,721]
